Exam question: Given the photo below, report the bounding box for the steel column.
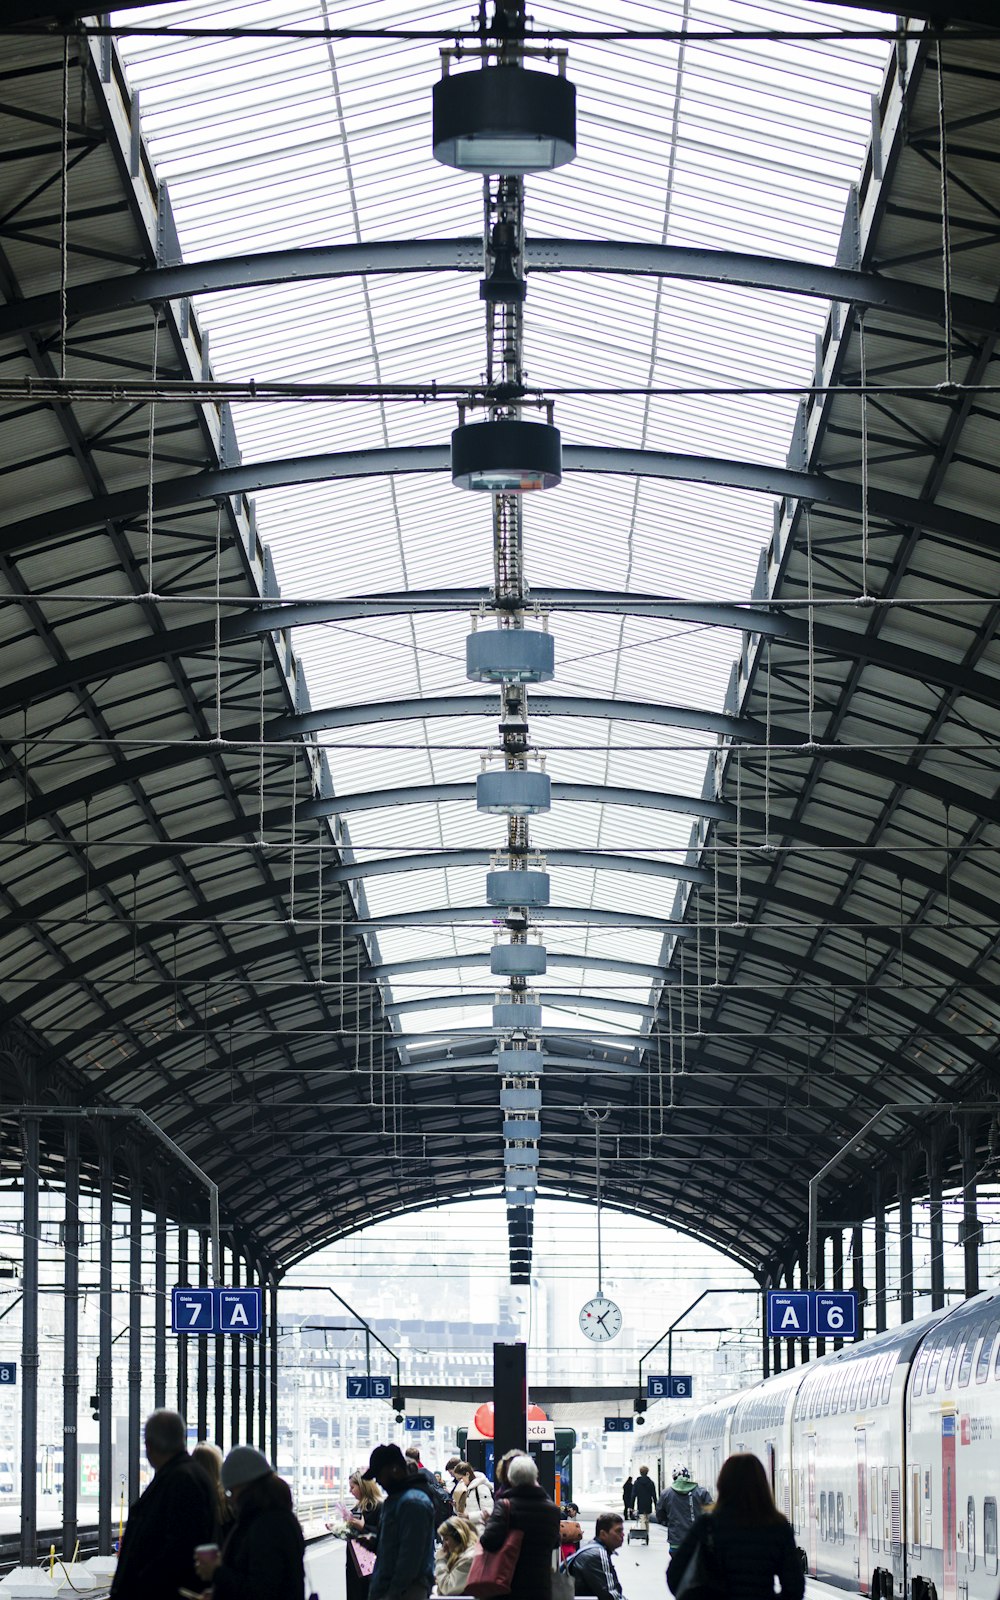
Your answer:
[19,1115,39,1566]
[154,1194,167,1409]
[798,1251,809,1366]
[960,1119,981,1298]
[269,1279,279,1465]
[832,1231,844,1351]
[258,1259,267,1452]
[62,1123,80,1557]
[176,1226,189,1419]
[873,1172,887,1333]
[898,1159,914,1323]
[128,1167,143,1504]
[852,1225,865,1341]
[197,1233,209,1441]
[761,1278,771,1380]
[783,1257,796,1367]
[230,1250,240,1448]
[214,1242,225,1444]
[815,1233,826,1359]
[928,1131,945,1310]
[244,1253,254,1443]
[98,1137,113,1554]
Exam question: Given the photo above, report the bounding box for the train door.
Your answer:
[858,1430,869,1595]
[808,1435,818,1577]
[943,1413,957,1600]
[766,1442,776,1495]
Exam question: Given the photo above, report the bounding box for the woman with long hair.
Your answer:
[666,1454,804,1600]
[194,1446,304,1600]
[191,1441,235,1547]
[345,1468,383,1600]
[433,1516,478,1595]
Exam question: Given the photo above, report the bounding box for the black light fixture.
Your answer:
[452,417,562,492]
[433,64,576,175]
[481,221,526,304]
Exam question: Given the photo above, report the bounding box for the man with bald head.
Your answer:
[110,1409,215,1600]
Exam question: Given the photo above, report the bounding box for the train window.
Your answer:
[984,1498,997,1577]
[969,1497,977,1570]
[912,1343,930,1398]
[958,1335,977,1387]
[837,1492,845,1544]
[927,1339,945,1394]
[976,1319,1000,1382]
[859,1358,874,1409]
[821,1494,828,1542]
[823,1374,835,1416]
[870,1466,880,1551]
[944,1336,963,1389]
[880,1351,897,1405]
[849,1361,863,1410]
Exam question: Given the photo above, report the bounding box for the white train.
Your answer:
[631,1289,1000,1600]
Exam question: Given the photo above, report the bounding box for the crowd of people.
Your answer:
[108,1409,804,1600]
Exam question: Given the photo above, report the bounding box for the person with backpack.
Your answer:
[656,1466,712,1553]
[631,1465,659,1530]
[667,1454,803,1600]
[404,1448,453,1529]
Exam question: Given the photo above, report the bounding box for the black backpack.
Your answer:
[410,1467,453,1526]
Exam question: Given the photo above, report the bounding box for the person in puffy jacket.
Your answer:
[453,1462,494,1531]
[666,1454,804,1600]
[433,1516,478,1595]
[479,1454,560,1600]
[655,1466,711,1551]
[194,1446,305,1600]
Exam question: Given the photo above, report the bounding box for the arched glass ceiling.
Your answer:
[117,0,890,1054]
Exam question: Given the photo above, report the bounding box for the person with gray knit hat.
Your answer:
[194,1446,305,1600]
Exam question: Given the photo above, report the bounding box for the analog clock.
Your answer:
[579,1294,622,1342]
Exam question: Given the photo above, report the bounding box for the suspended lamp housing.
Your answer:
[506,1187,536,1208]
[487,868,550,907]
[497,1046,545,1076]
[432,65,576,174]
[466,627,555,684]
[504,1147,540,1170]
[494,1001,542,1031]
[477,769,551,816]
[452,419,562,492]
[500,1086,542,1111]
[491,943,547,977]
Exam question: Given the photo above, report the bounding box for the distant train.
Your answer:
[632,1289,1000,1600]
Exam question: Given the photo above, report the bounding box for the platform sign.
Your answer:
[0,1362,15,1384]
[172,1288,215,1332]
[171,1287,262,1334]
[217,1288,261,1334]
[604,1417,633,1433]
[814,1293,857,1338]
[767,1290,858,1338]
[647,1374,694,1400]
[406,1416,434,1432]
[346,1375,394,1400]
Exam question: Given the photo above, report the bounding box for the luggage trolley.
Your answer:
[627,1515,649,1544]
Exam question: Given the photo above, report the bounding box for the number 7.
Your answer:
[187,1303,202,1326]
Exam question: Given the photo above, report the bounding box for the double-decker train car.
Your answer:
[631,1290,1000,1600]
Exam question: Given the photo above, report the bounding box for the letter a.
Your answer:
[780,1306,801,1329]
[230,1302,249,1326]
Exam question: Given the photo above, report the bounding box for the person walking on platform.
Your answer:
[622,1475,635,1521]
[479,1453,561,1600]
[666,1454,803,1600]
[566,1513,626,1600]
[194,1446,305,1600]
[366,1443,436,1600]
[655,1465,711,1552]
[110,1409,215,1600]
[631,1465,658,1531]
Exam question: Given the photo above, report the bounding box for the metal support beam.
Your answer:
[244,1253,254,1443]
[852,1225,865,1343]
[154,1196,167,1409]
[960,1119,981,1299]
[258,1260,267,1452]
[98,1136,113,1554]
[230,1250,240,1449]
[898,1159,914,1324]
[2,235,996,340]
[928,1128,946,1311]
[128,1166,143,1505]
[214,1243,225,1444]
[3,444,996,562]
[874,1172,887,1334]
[269,1279,279,1466]
[177,1227,189,1421]
[19,1115,39,1566]
[197,1233,209,1441]
[62,1122,79,1558]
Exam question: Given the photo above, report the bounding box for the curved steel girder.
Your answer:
[12,589,1000,723]
[1,235,995,339]
[384,989,653,1020]
[2,444,996,559]
[297,780,734,825]
[371,950,666,982]
[327,848,710,889]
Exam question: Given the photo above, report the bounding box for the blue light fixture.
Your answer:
[466,628,555,684]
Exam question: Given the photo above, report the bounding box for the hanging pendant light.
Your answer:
[491,943,547,977]
[432,65,576,175]
[477,769,551,815]
[486,867,550,907]
[452,418,562,492]
[466,627,555,684]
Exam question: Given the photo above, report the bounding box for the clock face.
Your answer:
[579,1295,623,1342]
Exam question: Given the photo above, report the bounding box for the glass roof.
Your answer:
[117,0,891,1058]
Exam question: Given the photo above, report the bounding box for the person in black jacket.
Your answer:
[110,1409,215,1600]
[631,1466,658,1530]
[194,1446,305,1600]
[479,1453,560,1600]
[666,1454,804,1600]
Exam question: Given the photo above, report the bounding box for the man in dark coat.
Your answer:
[368,1442,436,1600]
[110,1409,215,1600]
[480,1453,561,1600]
[632,1465,658,1528]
